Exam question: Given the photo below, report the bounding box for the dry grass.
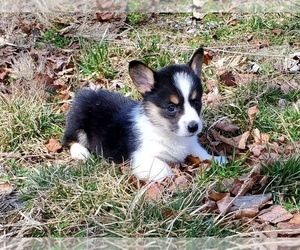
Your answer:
[0,12,299,239]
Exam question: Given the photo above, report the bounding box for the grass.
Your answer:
[262,157,300,208]
[77,40,117,79]
[0,12,299,238]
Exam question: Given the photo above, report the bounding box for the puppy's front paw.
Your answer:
[213,155,228,165]
[70,143,90,160]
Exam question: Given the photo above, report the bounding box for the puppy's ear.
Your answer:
[129,61,155,94]
[187,47,204,77]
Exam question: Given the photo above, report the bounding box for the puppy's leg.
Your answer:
[190,140,227,165]
[70,142,90,160]
[132,156,173,182]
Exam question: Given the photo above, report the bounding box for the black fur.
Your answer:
[62,89,140,163]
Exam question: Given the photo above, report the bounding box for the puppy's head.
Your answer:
[129,48,204,137]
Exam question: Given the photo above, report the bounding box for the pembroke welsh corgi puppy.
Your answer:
[62,48,227,181]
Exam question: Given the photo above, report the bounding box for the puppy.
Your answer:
[62,48,227,181]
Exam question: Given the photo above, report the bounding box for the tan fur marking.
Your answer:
[170,95,180,105]
[145,102,170,129]
[191,90,197,100]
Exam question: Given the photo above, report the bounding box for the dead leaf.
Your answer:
[95,12,114,22]
[234,73,255,86]
[203,50,215,65]
[253,128,270,145]
[263,224,278,238]
[146,183,164,200]
[247,105,259,125]
[277,222,300,236]
[229,20,237,26]
[207,189,228,201]
[35,73,54,86]
[219,71,236,86]
[258,205,293,224]
[271,28,283,36]
[186,155,201,165]
[233,207,259,219]
[58,89,70,100]
[205,79,219,92]
[60,102,70,114]
[215,122,240,133]
[284,53,300,73]
[169,175,189,192]
[246,34,253,42]
[289,213,300,224]
[45,138,62,153]
[216,194,233,214]
[0,181,14,196]
[230,193,272,212]
[205,91,221,104]
[230,179,244,196]
[248,62,261,73]
[212,130,250,150]
[252,39,269,49]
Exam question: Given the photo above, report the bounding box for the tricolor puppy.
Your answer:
[62,48,227,181]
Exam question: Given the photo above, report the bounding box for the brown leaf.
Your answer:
[58,89,70,100]
[35,73,54,86]
[219,71,236,86]
[45,138,62,153]
[230,179,244,196]
[230,193,272,212]
[212,130,250,149]
[203,50,215,65]
[253,128,270,145]
[0,69,9,81]
[258,205,293,224]
[271,28,283,36]
[205,91,221,103]
[263,224,278,238]
[205,79,219,92]
[229,20,237,26]
[234,73,255,86]
[0,181,14,196]
[252,39,269,49]
[215,122,240,133]
[217,194,233,214]
[289,213,300,224]
[233,207,259,219]
[208,189,228,201]
[95,12,114,22]
[146,183,164,200]
[247,105,259,125]
[277,222,300,236]
[170,175,189,191]
[186,155,201,165]
[53,79,68,90]
[60,102,70,114]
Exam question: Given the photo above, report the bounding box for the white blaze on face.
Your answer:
[173,72,202,136]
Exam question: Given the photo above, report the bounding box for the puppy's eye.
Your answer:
[191,99,201,108]
[165,104,178,116]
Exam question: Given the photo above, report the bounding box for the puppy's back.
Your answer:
[63,88,138,162]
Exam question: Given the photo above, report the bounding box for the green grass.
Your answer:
[77,40,116,79]
[40,28,72,48]
[18,161,239,237]
[1,12,300,238]
[262,157,300,207]
[0,95,63,152]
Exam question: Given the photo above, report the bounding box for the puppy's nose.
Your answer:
[187,121,198,133]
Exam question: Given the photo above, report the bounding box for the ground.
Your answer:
[0,12,300,238]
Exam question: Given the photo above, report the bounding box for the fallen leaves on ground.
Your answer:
[0,181,14,196]
[45,138,62,153]
[212,130,250,150]
[247,105,259,125]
